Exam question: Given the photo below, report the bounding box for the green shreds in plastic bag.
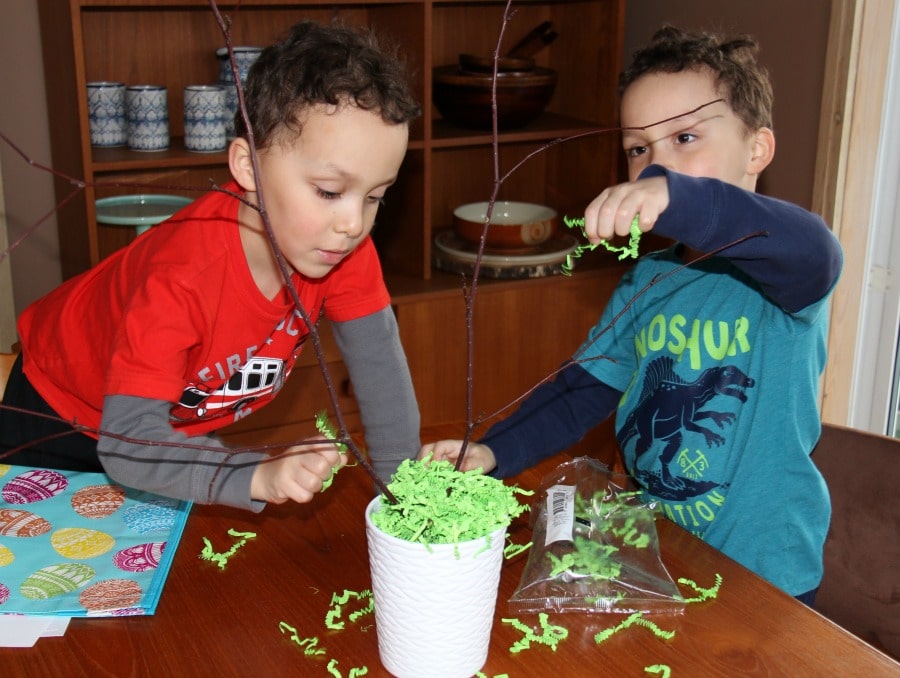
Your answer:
[371,456,531,546]
[508,456,685,615]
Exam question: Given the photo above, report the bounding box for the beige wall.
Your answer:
[624,0,832,209]
[0,0,61,320]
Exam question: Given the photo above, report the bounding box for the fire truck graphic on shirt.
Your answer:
[170,357,286,422]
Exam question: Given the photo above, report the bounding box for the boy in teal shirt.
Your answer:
[421,26,842,603]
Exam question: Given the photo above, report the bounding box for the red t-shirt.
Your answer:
[18,183,390,437]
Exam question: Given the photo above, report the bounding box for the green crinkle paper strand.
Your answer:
[372,456,531,545]
[562,214,642,275]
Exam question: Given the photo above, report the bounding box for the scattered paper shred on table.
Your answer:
[326,658,368,677]
[593,611,676,645]
[278,621,326,656]
[501,612,569,653]
[678,573,723,603]
[325,589,373,630]
[645,664,672,677]
[198,528,257,570]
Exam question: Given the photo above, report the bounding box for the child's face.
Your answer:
[620,68,763,191]
[249,103,409,279]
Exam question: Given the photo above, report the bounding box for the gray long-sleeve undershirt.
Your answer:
[98,306,420,509]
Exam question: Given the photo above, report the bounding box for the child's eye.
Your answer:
[316,187,341,200]
[625,145,648,158]
[674,133,697,145]
[369,195,386,207]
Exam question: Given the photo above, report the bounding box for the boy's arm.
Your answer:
[645,165,843,313]
[98,395,267,510]
[331,305,420,486]
[481,362,620,478]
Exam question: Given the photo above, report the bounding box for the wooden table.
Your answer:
[3,428,898,677]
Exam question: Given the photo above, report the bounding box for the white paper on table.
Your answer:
[0,615,71,647]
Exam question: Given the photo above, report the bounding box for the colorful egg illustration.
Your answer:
[0,582,8,605]
[1,469,68,504]
[20,563,95,599]
[0,464,10,477]
[51,527,116,559]
[113,542,165,573]
[0,543,14,567]
[122,499,180,535]
[79,578,143,612]
[71,484,126,519]
[0,508,52,537]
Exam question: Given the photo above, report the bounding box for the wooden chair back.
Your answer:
[812,422,900,660]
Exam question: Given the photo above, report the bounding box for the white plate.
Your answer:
[433,229,578,267]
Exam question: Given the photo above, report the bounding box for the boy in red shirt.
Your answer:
[1,21,421,512]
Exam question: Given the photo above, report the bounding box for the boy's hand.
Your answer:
[250,438,345,504]
[418,440,497,474]
[583,175,669,243]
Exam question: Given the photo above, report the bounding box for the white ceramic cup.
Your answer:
[87,81,127,147]
[365,496,506,678]
[183,85,226,152]
[125,85,169,151]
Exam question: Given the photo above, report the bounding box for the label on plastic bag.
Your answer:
[545,484,576,545]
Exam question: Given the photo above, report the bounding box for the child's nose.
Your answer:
[334,206,365,239]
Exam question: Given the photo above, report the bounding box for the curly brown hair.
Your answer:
[620,25,773,132]
[234,20,421,148]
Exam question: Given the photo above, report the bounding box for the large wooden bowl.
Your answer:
[432,65,557,130]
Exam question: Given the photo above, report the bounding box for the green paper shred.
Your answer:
[678,573,723,603]
[371,456,532,545]
[199,528,257,570]
[561,214,642,275]
[325,589,373,630]
[547,535,621,579]
[503,537,533,559]
[326,658,368,678]
[593,611,675,644]
[502,612,569,653]
[278,621,326,655]
[645,664,672,677]
[315,410,352,492]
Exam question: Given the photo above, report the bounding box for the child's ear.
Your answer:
[228,137,257,192]
[747,127,776,176]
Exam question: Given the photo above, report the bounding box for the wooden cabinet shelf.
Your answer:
[38,0,628,434]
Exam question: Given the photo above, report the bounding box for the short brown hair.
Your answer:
[234,20,421,148]
[620,25,773,131]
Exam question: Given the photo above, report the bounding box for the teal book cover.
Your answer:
[0,464,190,617]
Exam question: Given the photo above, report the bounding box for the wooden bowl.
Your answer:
[453,201,558,250]
[432,65,557,130]
[457,53,536,74]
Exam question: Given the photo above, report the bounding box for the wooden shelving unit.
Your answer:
[38,0,629,441]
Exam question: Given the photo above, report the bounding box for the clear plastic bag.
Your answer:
[508,456,685,614]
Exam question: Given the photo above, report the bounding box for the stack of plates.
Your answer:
[432,229,579,279]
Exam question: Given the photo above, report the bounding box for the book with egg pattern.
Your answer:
[0,464,190,616]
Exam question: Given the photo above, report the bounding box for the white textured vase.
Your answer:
[365,496,506,678]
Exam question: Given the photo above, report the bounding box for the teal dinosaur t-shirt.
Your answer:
[578,248,831,596]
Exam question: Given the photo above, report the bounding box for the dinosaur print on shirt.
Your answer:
[618,355,754,502]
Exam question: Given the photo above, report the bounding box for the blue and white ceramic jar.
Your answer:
[125,85,169,152]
